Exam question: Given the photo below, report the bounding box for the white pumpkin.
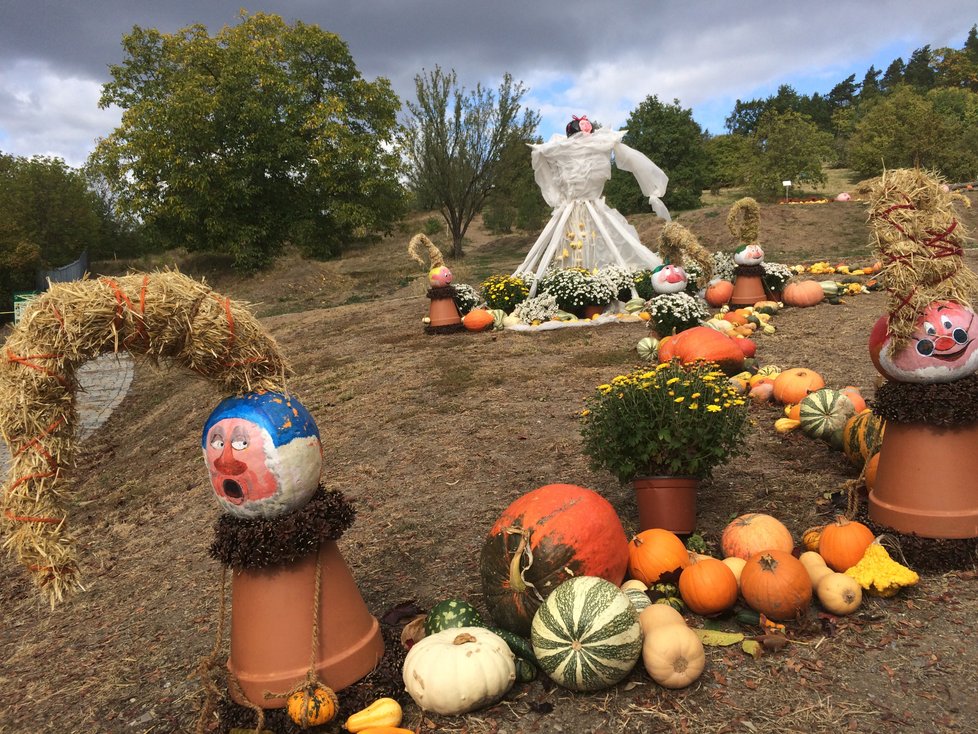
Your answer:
[402,627,515,715]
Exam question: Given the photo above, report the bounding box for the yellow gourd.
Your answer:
[845,542,919,597]
[345,698,403,732]
[775,417,801,433]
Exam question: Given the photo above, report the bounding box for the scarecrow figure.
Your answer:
[408,233,464,334]
[726,197,770,305]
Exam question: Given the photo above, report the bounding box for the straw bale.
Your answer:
[658,222,714,288]
[726,197,760,245]
[407,233,445,270]
[0,270,290,605]
[863,169,978,349]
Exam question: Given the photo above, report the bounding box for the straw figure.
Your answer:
[651,222,714,295]
[726,197,769,305]
[0,271,289,605]
[408,233,463,333]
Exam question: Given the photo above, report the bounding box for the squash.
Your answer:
[480,484,629,636]
[424,599,483,634]
[655,325,746,374]
[845,542,919,597]
[345,698,403,733]
[349,729,414,734]
[628,528,691,585]
[705,279,734,307]
[818,516,875,572]
[816,572,862,615]
[721,556,746,588]
[740,550,812,621]
[678,557,738,616]
[638,602,685,634]
[720,513,794,560]
[623,587,652,613]
[839,386,867,413]
[462,308,495,332]
[782,280,825,308]
[801,526,824,553]
[864,452,880,493]
[842,410,886,466]
[799,388,857,449]
[772,368,825,405]
[286,684,339,727]
[621,579,649,593]
[774,417,801,433]
[402,627,516,715]
[530,576,642,692]
[798,550,833,590]
[641,621,705,689]
[784,402,801,421]
[637,336,659,360]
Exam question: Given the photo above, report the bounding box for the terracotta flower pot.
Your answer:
[581,304,607,319]
[228,540,385,708]
[632,476,699,534]
[428,296,462,327]
[869,420,978,539]
[729,274,767,306]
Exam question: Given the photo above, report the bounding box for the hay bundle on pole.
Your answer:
[0,271,289,605]
[863,169,978,351]
[657,222,714,289]
[726,197,761,246]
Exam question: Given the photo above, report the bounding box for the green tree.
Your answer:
[966,24,978,64]
[933,46,978,91]
[927,87,978,180]
[742,110,833,200]
[859,66,882,102]
[400,67,539,257]
[90,12,404,271]
[904,45,937,91]
[605,95,709,213]
[481,134,548,234]
[704,134,750,195]
[725,98,768,136]
[881,58,906,91]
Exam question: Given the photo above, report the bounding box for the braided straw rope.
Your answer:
[0,271,289,606]
[726,197,761,246]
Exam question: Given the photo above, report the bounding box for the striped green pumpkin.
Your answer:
[842,409,886,466]
[530,576,642,692]
[623,587,652,613]
[799,388,856,449]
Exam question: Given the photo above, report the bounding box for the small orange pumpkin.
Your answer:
[740,550,812,621]
[705,279,734,307]
[801,526,824,553]
[462,308,495,332]
[782,280,825,308]
[722,311,748,326]
[772,367,825,405]
[628,529,691,585]
[287,684,339,727]
[720,513,794,560]
[678,557,739,616]
[840,386,867,413]
[864,452,880,493]
[818,516,875,572]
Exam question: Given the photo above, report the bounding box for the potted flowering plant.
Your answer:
[480,274,531,312]
[761,262,793,298]
[538,267,615,315]
[580,361,749,531]
[512,292,561,325]
[645,292,709,336]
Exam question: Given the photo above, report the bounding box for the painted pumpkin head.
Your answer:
[428,266,453,288]
[869,301,978,383]
[733,244,764,266]
[651,263,688,294]
[202,392,322,518]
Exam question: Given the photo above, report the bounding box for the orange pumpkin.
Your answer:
[628,529,690,585]
[840,386,867,413]
[723,311,748,326]
[678,557,738,616]
[864,452,880,493]
[772,368,825,405]
[782,280,825,308]
[462,308,495,332]
[818,516,875,572]
[655,326,745,374]
[705,280,734,307]
[720,513,794,560]
[286,684,339,726]
[801,526,824,553]
[740,550,812,621]
[785,403,802,421]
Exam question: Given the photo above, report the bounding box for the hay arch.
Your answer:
[0,271,289,605]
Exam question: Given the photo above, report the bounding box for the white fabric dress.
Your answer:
[515,128,670,294]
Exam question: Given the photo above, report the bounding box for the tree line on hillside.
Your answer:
[3,12,978,316]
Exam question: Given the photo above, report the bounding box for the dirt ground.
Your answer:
[2,196,978,734]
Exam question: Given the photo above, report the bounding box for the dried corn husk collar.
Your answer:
[658,222,713,288]
[863,168,978,352]
[0,270,289,606]
[209,487,355,569]
[873,374,978,427]
[735,264,766,278]
[727,197,760,246]
[427,285,458,300]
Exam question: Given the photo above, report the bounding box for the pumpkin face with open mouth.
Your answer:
[202,392,322,518]
[869,301,978,383]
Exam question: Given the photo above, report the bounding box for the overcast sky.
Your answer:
[1,1,974,168]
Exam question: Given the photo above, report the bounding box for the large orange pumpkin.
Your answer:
[705,280,734,307]
[678,557,738,616]
[740,550,812,621]
[721,513,794,560]
[782,280,825,308]
[479,484,629,635]
[772,367,825,405]
[628,528,690,585]
[462,308,495,332]
[655,326,745,374]
[818,516,875,572]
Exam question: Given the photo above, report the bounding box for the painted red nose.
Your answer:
[215,444,247,475]
[934,335,956,352]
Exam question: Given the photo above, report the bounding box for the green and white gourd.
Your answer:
[530,576,642,692]
[623,588,652,613]
[425,599,483,635]
[799,388,856,449]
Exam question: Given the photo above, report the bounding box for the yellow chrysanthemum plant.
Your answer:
[580,360,750,483]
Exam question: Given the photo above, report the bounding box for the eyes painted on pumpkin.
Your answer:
[209,429,225,451]
[229,425,250,451]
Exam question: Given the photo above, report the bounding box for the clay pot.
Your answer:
[729,274,767,306]
[632,476,699,534]
[869,421,978,539]
[581,304,607,319]
[228,541,385,708]
[428,296,462,327]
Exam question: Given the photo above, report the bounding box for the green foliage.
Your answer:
[704,134,749,194]
[605,95,709,213]
[423,217,444,236]
[742,110,833,200]
[482,135,548,234]
[90,12,404,271]
[580,361,749,482]
[401,66,540,257]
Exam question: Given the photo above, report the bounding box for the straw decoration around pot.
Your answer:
[726,197,761,246]
[0,270,290,605]
[863,168,978,350]
[658,222,714,289]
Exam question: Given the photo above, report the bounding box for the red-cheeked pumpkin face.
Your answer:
[428,266,453,287]
[651,264,688,294]
[869,301,978,383]
[733,244,764,266]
